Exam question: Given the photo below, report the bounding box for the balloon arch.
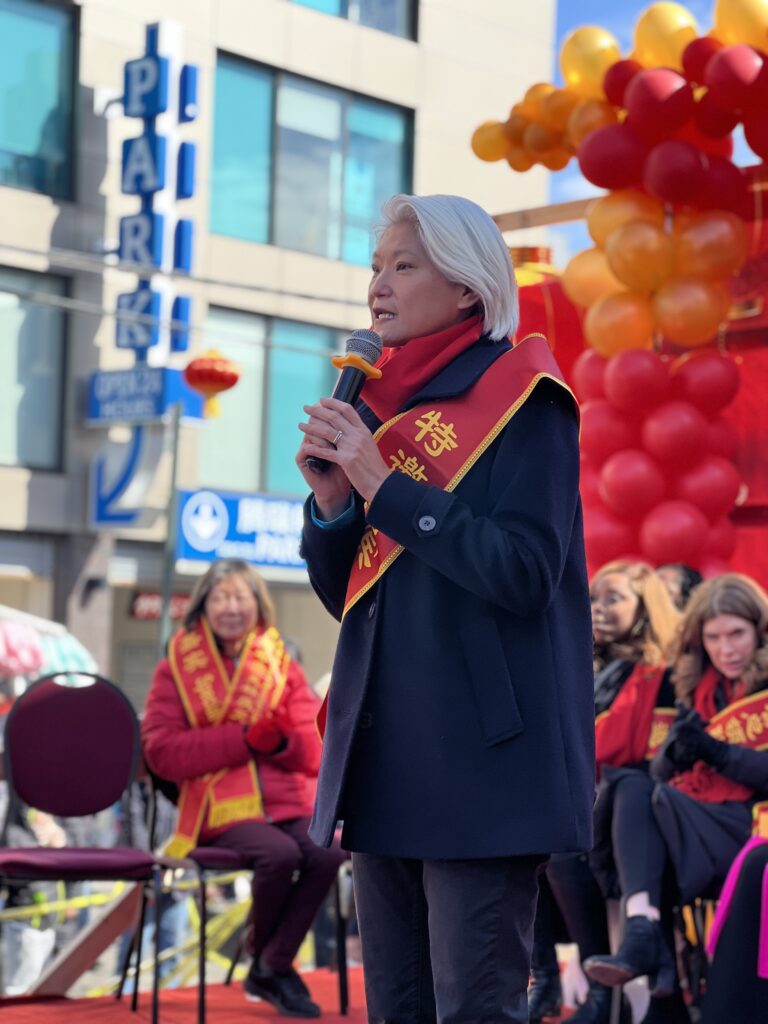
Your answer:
[473,0,768,584]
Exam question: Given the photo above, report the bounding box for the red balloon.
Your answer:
[699,556,732,578]
[578,124,648,190]
[626,69,695,142]
[707,417,739,459]
[641,401,709,467]
[670,351,740,415]
[584,502,639,567]
[604,59,643,107]
[674,456,741,519]
[693,90,740,138]
[705,45,768,113]
[704,516,737,559]
[640,500,709,564]
[599,450,667,516]
[603,349,670,415]
[643,140,708,204]
[682,36,724,84]
[581,399,640,466]
[571,349,607,402]
[697,155,750,214]
[580,457,603,507]
[744,112,768,161]
[676,119,734,158]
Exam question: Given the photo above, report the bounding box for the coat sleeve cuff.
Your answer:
[367,471,456,545]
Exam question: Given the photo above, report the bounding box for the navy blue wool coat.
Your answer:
[302,337,595,858]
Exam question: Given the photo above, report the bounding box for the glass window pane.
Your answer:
[343,98,411,265]
[210,57,274,243]
[0,269,65,469]
[197,308,268,491]
[294,0,343,12]
[350,0,414,38]
[273,77,344,259]
[266,320,340,496]
[0,0,74,198]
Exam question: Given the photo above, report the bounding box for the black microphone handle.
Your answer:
[306,366,368,475]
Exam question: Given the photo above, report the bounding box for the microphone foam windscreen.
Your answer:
[346,329,382,365]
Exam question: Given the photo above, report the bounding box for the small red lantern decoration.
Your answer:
[184,350,240,417]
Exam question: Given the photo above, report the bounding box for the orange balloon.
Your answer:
[471,121,510,162]
[674,211,750,280]
[506,147,535,172]
[653,278,732,346]
[519,82,557,120]
[567,99,619,148]
[585,292,656,356]
[503,111,529,146]
[523,121,561,154]
[587,189,666,248]
[539,148,572,171]
[540,88,582,132]
[605,221,675,291]
[563,248,626,308]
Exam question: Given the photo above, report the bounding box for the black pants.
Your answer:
[611,771,668,907]
[547,852,611,962]
[352,851,542,1023]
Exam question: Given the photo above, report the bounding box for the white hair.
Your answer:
[376,194,519,341]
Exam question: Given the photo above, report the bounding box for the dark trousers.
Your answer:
[352,851,542,1023]
[611,771,668,907]
[207,816,346,972]
[547,852,610,962]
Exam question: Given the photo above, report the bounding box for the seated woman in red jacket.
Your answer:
[141,558,345,1019]
[585,573,768,1022]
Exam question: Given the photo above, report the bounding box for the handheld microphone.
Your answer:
[306,328,383,474]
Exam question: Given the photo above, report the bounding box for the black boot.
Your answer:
[584,916,676,998]
[527,968,562,1022]
[640,991,691,1023]
[569,980,632,1023]
[244,962,321,1018]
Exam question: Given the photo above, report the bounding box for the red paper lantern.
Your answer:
[625,69,695,142]
[603,349,670,415]
[641,401,709,467]
[581,399,639,466]
[571,349,607,402]
[674,456,742,519]
[670,351,740,415]
[599,450,667,517]
[682,36,724,84]
[603,59,644,106]
[184,350,241,417]
[578,124,648,190]
[584,502,639,567]
[643,140,708,204]
[704,44,768,113]
[640,500,709,564]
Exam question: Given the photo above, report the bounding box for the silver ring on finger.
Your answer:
[332,429,344,447]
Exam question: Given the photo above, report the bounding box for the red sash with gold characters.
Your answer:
[671,688,768,804]
[164,618,289,857]
[594,664,674,771]
[316,334,574,739]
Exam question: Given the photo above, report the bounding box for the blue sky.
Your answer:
[548,0,743,263]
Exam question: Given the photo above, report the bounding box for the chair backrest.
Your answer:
[3,673,140,819]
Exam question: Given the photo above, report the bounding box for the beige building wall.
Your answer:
[0,0,556,691]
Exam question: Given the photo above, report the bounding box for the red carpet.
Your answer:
[0,968,367,1022]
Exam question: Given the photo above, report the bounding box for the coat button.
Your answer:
[368,601,376,618]
[418,515,436,532]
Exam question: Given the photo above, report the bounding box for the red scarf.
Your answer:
[691,665,746,718]
[360,314,485,423]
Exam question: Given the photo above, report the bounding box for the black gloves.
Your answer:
[661,706,730,774]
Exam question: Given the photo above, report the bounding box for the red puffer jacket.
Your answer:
[141,654,322,830]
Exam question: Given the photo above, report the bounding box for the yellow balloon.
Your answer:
[587,190,666,248]
[560,26,622,100]
[714,0,768,49]
[562,248,626,308]
[634,3,699,70]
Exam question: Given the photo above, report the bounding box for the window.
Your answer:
[0,268,66,470]
[292,0,416,39]
[0,0,75,199]
[211,56,412,265]
[197,309,342,498]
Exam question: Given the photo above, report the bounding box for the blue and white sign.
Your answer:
[87,367,203,425]
[177,490,306,571]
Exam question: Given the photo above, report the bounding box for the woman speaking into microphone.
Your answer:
[296,194,594,1023]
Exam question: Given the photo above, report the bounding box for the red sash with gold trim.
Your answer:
[164,619,289,857]
[594,664,673,770]
[317,334,574,738]
[671,689,768,804]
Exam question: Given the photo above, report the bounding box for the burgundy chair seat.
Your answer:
[0,846,156,882]
[186,847,249,870]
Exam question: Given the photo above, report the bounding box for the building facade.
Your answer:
[0,0,555,704]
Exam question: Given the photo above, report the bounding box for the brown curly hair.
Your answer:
[591,560,682,670]
[671,573,768,705]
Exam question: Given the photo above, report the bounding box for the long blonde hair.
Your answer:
[672,573,768,704]
[591,560,681,669]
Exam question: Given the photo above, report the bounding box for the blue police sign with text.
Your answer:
[177,490,306,572]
